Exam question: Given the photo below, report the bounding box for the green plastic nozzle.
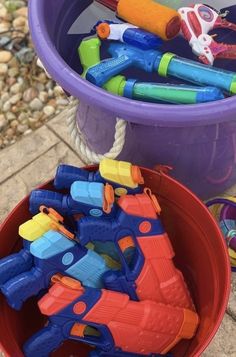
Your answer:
[103,75,126,96]
[78,38,101,78]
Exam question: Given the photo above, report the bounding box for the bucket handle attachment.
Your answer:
[66,98,127,164]
[37,58,127,164]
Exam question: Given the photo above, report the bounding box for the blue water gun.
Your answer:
[0,207,110,310]
[23,275,199,357]
[53,158,144,195]
[30,181,116,218]
[75,188,194,310]
[86,42,236,94]
[94,20,163,50]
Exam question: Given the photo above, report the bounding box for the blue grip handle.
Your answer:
[30,190,69,216]
[54,164,91,189]
[24,324,65,357]
[167,56,236,94]
[123,28,163,50]
[0,249,33,286]
[1,268,46,310]
[86,56,133,87]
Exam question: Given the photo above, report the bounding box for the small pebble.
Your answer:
[23,87,38,103]
[23,129,33,136]
[46,81,54,90]
[10,93,22,104]
[12,16,26,28]
[16,48,35,64]
[6,112,16,121]
[6,77,16,86]
[54,85,64,96]
[0,63,8,75]
[10,119,18,129]
[29,98,43,111]
[2,92,10,103]
[43,105,55,117]
[8,67,19,77]
[3,100,11,112]
[14,6,28,17]
[0,119,8,132]
[0,4,8,18]
[0,21,11,32]
[39,91,48,103]
[33,111,43,120]
[8,57,19,68]
[48,89,54,97]
[6,128,14,138]
[10,82,22,94]
[18,112,27,122]
[28,117,39,129]
[0,51,13,63]
[17,124,29,134]
[35,82,45,92]
[56,98,69,106]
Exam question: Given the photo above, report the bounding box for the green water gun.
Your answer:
[78,38,224,104]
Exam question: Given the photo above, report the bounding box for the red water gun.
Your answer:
[178,4,236,65]
[23,275,199,357]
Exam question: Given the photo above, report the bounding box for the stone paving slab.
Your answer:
[0,126,59,184]
[0,140,83,223]
[0,110,235,356]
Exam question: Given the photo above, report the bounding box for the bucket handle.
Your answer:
[37,58,127,164]
[66,98,127,164]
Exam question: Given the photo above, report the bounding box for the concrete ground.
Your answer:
[0,107,235,356]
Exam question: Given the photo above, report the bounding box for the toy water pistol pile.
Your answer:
[74,0,236,105]
[207,195,236,272]
[0,159,200,357]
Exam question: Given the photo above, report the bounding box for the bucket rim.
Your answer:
[28,1,236,128]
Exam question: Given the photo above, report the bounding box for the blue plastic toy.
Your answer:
[53,158,143,196]
[23,275,198,357]
[0,207,110,310]
[30,181,115,217]
[94,20,163,50]
[86,42,236,94]
[75,188,194,310]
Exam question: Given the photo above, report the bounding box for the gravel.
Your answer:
[0,0,69,150]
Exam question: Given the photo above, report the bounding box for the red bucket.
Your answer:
[0,167,231,357]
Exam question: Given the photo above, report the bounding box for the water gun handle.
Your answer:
[86,56,133,87]
[54,164,92,189]
[23,324,65,357]
[2,268,46,310]
[0,249,33,286]
[128,81,224,104]
[160,53,236,95]
[78,38,101,77]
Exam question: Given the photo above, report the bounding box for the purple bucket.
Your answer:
[29,0,236,198]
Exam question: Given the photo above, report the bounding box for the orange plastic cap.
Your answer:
[103,183,115,214]
[144,188,161,214]
[118,236,135,252]
[71,323,87,337]
[131,165,144,184]
[51,274,84,291]
[97,23,110,39]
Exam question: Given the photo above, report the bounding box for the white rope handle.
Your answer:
[66,98,127,164]
[37,58,127,164]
